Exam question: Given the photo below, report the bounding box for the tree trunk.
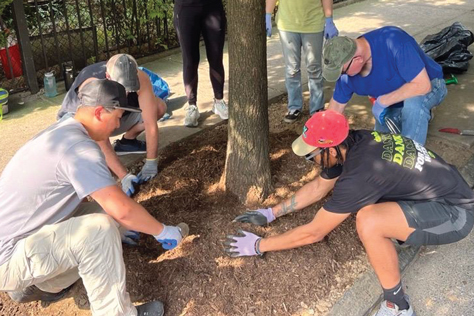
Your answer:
[224,0,272,204]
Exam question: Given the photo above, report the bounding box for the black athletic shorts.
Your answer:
[398,200,474,246]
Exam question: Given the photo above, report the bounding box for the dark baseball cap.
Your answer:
[322,36,357,82]
[78,79,141,113]
[106,54,140,92]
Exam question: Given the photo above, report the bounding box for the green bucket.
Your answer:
[0,88,9,121]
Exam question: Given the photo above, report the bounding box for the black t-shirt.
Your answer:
[323,130,474,213]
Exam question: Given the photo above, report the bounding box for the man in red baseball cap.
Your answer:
[226,110,474,316]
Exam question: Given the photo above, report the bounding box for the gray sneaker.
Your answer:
[136,300,164,316]
[212,99,229,120]
[184,104,200,127]
[373,298,416,316]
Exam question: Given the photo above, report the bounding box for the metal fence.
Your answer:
[1,0,178,94]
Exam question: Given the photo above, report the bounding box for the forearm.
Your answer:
[328,97,346,113]
[259,223,323,252]
[266,0,277,13]
[112,203,164,236]
[97,140,128,179]
[144,124,159,159]
[321,0,334,17]
[379,80,431,106]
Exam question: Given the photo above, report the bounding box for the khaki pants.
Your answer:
[0,202,137,316]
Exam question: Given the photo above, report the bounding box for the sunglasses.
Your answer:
[304,149,323,162]
[341,57,355,75]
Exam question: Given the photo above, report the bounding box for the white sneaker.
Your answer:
[373,299,416,316]
[184,104,200,127]
[212,99,228,120]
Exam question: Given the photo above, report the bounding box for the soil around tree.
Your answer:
[3,96,455,316]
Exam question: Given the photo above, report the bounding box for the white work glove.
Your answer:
[138,158,158,183]
[121,173,140,197]
[121,229,140,246]
[154,225,185,250]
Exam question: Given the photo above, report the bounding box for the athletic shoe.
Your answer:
[184,104,200,127]
[212,99,229,120]
[372,298,416,316]
[8,284,73,303]
[284,109,301,123]
[114,137,147,155]
[136,300,164,316]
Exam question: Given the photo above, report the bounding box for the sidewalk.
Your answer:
[1,0,474,315]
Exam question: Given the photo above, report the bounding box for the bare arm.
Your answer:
[260,207,350,252]
[96,139,128,179]
[321,0,334,17]
[137,70,167,160]
[379,68,431,106]
[272,175,338,218]
[328,97,347,113]
[266,0,278,13]
[90,184,164,235]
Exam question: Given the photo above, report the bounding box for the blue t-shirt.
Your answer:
[333,26,443,104]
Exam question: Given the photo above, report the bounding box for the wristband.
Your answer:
[255,238,263,256]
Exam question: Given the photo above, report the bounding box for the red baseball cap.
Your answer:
[292,110,349,156]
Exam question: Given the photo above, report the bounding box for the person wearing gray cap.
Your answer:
[0,79,188,316]
[58,54,167,197]
[322,26,447,145]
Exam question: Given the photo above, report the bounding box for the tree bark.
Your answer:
[224,0,272,204]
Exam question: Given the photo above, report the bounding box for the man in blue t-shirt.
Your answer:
[322,27,447,145]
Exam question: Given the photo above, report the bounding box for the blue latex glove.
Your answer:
[154,225,184,250]
[233,208,275,226]
[372,98,389,125]
[224,230,263,257]
[324,17,339,39]
[265,13,272,37]
[121,230,140,246]
[138,158,158,183]
[121,173,140,197]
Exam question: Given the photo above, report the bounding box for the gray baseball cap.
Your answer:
[322,36,357,82]
[106,54,140,92]
[78,79,141,113]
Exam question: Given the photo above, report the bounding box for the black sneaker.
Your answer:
[8,284,73,303]
[114,137,147,155]
[136,300,164,316]
[284,110,301,123]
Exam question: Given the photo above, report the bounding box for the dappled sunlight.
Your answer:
[270,148,290,160]
[215,256,245,268]
[177,300,195,316]
[151,235,199,264]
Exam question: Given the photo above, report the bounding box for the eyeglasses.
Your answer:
[304,149,323,162]
[341,57,355,75]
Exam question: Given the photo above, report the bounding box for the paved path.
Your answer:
[1,0,473,315]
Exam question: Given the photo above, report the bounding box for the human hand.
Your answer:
[233,208,275,226]
[224,230,263,257]
[138,158,158,182]
[371,98,389,125]
[121,229,140,246]
[121,173,140,197]
[265,13,272,37]
[324,17,339,39]
[154,224,188,250]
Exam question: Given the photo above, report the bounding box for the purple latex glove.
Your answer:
[372,98,390,125]
[265,13,272,37]
[233,208,275,226]
[224,230,262,257]
[324,17,339,39]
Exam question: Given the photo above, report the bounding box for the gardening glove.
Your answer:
[372,98,389,125]
[154,225,184,250]
[121,173,140,197]
[324,17,339,39]
[233,208,275,226]
[138,158,158,182]
[265,13,272,37]
[224,230,263,257]
[120,229,140,246]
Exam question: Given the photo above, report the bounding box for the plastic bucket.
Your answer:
[0,44,23,79]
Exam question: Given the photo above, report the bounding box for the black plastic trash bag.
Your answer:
[420,22,474,74]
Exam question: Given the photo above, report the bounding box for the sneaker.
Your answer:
[212,99,229,120]
[184,104,200,127]
[136,300,164,316]
[284,109,301,123]
[373,298,416,316]
[114,137,147,155]
[8,284,73,303]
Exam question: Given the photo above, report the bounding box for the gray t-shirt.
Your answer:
[0,118,116,265]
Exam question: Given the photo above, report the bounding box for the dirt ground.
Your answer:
[1,97,470,316]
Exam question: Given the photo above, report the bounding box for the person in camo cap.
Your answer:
[322,26,447,145]
[226,110,474,316]
[58,54,167,197]
[0,79,188,316]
